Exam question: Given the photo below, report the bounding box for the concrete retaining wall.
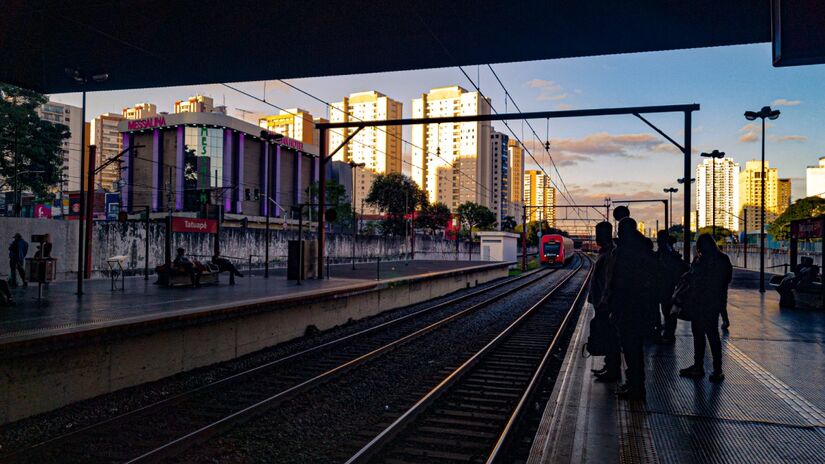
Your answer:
[0,263,508,425]
[0,218,480,280]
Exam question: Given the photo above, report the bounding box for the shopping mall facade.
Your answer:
[118,111,318,218]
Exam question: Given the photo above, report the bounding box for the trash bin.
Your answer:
[26,258,57,283]
[287,240,317,280]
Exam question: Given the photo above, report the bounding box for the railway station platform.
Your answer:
[0,259,511,425]
[530,268,825,463]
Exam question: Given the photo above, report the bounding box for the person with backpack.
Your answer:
[678,234,732,382]
[605,217,657,400]
[8,233,28,288]
[588,221,620,382]
[655,231,689,343]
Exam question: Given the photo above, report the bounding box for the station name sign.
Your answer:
[127,116,167,131]
[279,137,303,151]
[171,217,218,234]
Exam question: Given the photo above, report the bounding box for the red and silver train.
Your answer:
[540,234,575,266]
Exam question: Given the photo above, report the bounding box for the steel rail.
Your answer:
[345,255,589,464]
[486,256,594,463]
[121,267,562,463]
[4,267,552,462]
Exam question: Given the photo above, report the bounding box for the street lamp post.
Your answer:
[700,150,725,238]
[66,68,108,296]
[663,187,678,231]
[745,106,781,293]
[348,161,365,270]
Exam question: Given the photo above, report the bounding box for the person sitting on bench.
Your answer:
[211,253,244,285]
[173,247,202,287]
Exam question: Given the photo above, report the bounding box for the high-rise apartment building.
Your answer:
[174,95,213,113]
[739,160,779,232]
[122,103,158,120]
[258,108,316,145]
[507,139,524,219]
[778,178,792,214]
[36,100,84,191]
[410,86,492,210]
[329,91,403,215]
[90,113,125,191]
[696,157,739,231]
[490,130,510,228]
[806,157,825,199]
[523,170,556,225]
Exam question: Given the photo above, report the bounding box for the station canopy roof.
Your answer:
[1,0,771,94]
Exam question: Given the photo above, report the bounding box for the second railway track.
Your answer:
[2,264,564,463]
[347,254,592,464]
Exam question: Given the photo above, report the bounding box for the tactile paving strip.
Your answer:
[617,400,659,464]
[650,412,825,463]
[644,338,812,427]
[724,341,825,431]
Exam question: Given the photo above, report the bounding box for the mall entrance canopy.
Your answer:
[314,103,699,277]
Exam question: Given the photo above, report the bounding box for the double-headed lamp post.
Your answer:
[700,150,725,238]
[745,106,781,293]
[66,68,108,296]
[348,161,366,270]
[663,187,678,231]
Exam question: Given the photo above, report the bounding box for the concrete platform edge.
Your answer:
[0,262,509,425]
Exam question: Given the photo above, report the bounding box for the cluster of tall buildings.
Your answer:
[695,157,791,233]
[28,86,557,229]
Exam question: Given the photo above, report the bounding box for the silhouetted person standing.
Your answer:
[606,217,656,400]
[655,231,688,343]
[589,221,620,381]
[679,234,732,382]
[8,233,28,288]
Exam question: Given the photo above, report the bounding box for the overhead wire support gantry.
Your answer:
[314,103,699,276]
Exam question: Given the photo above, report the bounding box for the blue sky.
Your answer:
[50,43,825,228]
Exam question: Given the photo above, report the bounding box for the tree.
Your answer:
[698,226,735,244]
[365,173,427,236]
[768,196,825,241]
[306,180,354,230]
[0,83,68,201]
[500,215,517,232]
[417,202,452,234]
[456,202,497,238]
[522,220,569,246]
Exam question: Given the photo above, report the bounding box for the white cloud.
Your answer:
[525,79,568,102]
[772,98,801,107]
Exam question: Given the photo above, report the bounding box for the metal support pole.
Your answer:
[683,111,692,263]
[743,208,748,269]
[144,206,150,280]
[317,129,327,280]
[522,206,528,271]
[352,165,357,270]
[662,200,668,235]
[376,256,381,280]
[76,85,86,295]
[265,206,270,278]
[760,119,766,293]
[297,207,303,286]
[84,145,96,279]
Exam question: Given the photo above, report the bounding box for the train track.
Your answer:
[3,264,565,463]
[346,254,592,464]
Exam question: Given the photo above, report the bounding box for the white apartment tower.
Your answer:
[90,113,125,191]
[490,130,510,228]
[36,100,83,191]
[329,91,403,215]
[806,157,825,198]
[524,170,556,226]
[696,157,739,232]
[411,86,492,210]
